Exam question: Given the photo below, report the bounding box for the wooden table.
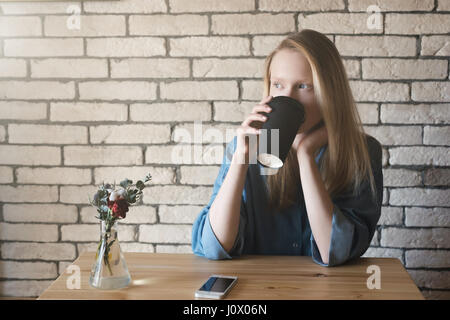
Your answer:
[38,252,424,300]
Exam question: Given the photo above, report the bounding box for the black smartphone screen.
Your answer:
[199,277,235,292]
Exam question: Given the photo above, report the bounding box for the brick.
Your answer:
[64,146,143,166]
[81,205,157,224]
[350,81,409,102]
[383,168,421,187]
[380,103,450,124]
[94,166,175,185]
[16,167,91,185]
[438,0,450,10]
[259,0,344,11]
[0,81,75,100]
[180,165,220,185]
[145,144,224,165]
[77,242,99,254]
[421,36,450,56]
[63,224,136,242]
[139,224,191,243]
[90,124,171,144]
[170,36,250,57]
[0,223,58,242]
[381,227,449,248]
[214,101,255,122]
[120,243,155,253]
[87,37,166,57]
[130,102,211,122]
[4,38,84,57]
[44,15,125,37]
[412,82,450,102]
[0,101,46,120]
[212,13,295,35]
[370,230,379,246]
[0,280,52,298]
[61,224,100,241]
[386,14,450,34]
[362,247,403,261]
[172,123,238,144]
[170,0,254,12]
[390,188,450,207]
[59,185,100,204]
[335,36,416,57]
[110,58,189,78]
[3,203,78,223]
[348,0,434,11]
[0,125,5,142]
[378,206,403,225]
[343,59,360,79]
[362,59,447,80]
[299,13,382,34]
[242,80,264,100]
[1,242,76,261]
[0,145,60,166]
[0,185,58,203]
[357,103,378,124]
[252,35,286,56]
[0,166,13,183]
[160,81,238,100]
[142,186,211,205]
[381,148,389,167]
[363,125,422,145]
[408,270,450,289]
[130,14,208,35]
[84,0,166,13]
[50,102,127,122]
[159,205,204,224]
[0,16,41,37]
[30,58,108,78]
[405,207,450,227]
[406,250,450,268]
[0,58,27,77]
[78,81,157,101]
[0,2,80,14]
[156,245,192,253]
[424,168,450,186]
[8,124,87,144]
[193,58,264,78]
[390,146,449,166]
[423,126,450,145]
[0,261,57,279]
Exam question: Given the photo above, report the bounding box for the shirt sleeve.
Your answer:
[310,135,384,267]
[191,136,247,260]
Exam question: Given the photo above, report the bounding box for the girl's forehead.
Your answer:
[270,49,312,81]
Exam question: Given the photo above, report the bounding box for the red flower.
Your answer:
[107,198,129,219]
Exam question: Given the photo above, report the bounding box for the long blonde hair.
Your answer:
[263,29,377,212]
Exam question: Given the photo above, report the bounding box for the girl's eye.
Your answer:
[273,82,281,89]
[299,83,311,89]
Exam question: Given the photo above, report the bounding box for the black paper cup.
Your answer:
[257,96,305,169]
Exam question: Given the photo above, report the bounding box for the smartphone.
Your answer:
[195,275,238,299]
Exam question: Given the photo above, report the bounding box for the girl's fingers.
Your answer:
[252,104,272,114]
[242,113,268,128]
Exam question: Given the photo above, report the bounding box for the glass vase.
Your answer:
[89,219,131,290]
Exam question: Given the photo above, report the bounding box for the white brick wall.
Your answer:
[0,0,448,300]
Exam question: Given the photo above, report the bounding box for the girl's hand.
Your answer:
[294,120,328,160]
[235,95,273,164]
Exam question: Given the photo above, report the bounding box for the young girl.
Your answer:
[191,29,383,267]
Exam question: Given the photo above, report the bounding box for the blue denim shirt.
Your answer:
[192,135,383,267]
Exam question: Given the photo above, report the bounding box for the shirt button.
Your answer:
[292,242,298,248]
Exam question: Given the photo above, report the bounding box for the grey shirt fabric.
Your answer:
[191,134,383,267]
